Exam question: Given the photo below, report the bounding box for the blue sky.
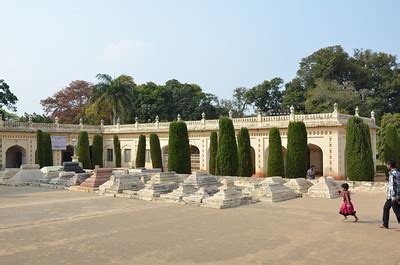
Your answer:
[0,0,399,115]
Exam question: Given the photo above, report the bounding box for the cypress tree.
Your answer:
[345,117,375,181]
[168,121,191,173]
[238,128,253,177]
[267,127,285,177]
[150,134,163,170]
[209,131,218,175]
[113,135,121,168]
[36,130,44,168]
[384,124,400,163]
[77,131,91,169]
[285,121,308,178]
[215,117,239,176]
[42,132,53,166]
[92,134,103,168]
[136,135,146,168]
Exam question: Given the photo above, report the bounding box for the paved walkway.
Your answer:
[0,186,399,265]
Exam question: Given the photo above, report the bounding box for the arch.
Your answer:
[62,145,74,163]
[264,146,287,176]
[162,145,169,172]
[6,145,26,168]
[308,143,323,176]
[190,145,200,171]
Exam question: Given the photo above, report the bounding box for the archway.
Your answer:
[62,145,74,163]
[308,144,323,176]
[162,145,169,172]
[190,145,200,171]
[264,146,287,176]
[6,145,26,168]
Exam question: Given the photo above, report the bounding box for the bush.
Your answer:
[136,135,146,168]
[35,130,44,168]
[345,117,375,181]
[238,127,253,177]
[216,117,239,176]
[42,132,53,166]
[285,121,308,178]
[113,135,121,168]
[168,121,191,174]
[267,127,285,177]
[384,124,400,163]
[377,113,400,161]
[92,134,103,168]
[77,131,91,169]
[150,134,163,170]
[209,131,218,175]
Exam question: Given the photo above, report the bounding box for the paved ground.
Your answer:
[0,186,399,265]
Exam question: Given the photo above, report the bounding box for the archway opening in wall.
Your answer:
[6,145,27,168]
[190,145,200,171]
[162,145,169,172]
[250,147,256,175]
[264,146,287,177]
[62,145,74,163]
[308,144,323,177]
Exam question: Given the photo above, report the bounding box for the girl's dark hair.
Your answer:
[341,183,349,191]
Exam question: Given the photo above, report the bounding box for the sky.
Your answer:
[0,0,399,116]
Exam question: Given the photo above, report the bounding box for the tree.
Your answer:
[237,127,253,177]
[384,125,400,163]
[92,134,103,168]
[168,121,191,174]
[216,117,239,176]
[40,80,92,124]
[19,112,53,123]
[150,134,163,170]
[209,131,218,175]
[246,78,284,114]
[282,78,306,113]
[35,130,44,168]
[136,135,146,168]
[77,131,91,169]
[267,127,285,177]
[231,87,250,117]
[377,113,400,162]
[42,132,53,166]
[285,122,308,178]
[0,79,18,112]
[345,117,375,181]
[92,74,135,124]
[113,135,121,168]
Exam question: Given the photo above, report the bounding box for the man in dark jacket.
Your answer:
[380,160,400,229]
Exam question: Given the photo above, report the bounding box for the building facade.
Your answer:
[0,105,377,179]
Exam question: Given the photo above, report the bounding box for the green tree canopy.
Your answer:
[216,117,239,176]
[238,127,253,177]
[136,135,146,168]
[384,125,400,163]
[150,134,163,170]
[285,122,308,178]
[42,132,53,166]
[92,134,103,168]
[77,131,91,169]
[246,78,284,114]
[0,79,18,112]
[267,127,285,177]
[168,121,191,174]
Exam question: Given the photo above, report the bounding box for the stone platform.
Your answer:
[304,177,340,199]
[80,168,113,188]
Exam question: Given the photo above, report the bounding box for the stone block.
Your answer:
[202,178,244,209]
[80,168,113,188]
[160,183,197,203]
[284,178,313,197]
[138,182,179,201]
[63,161,84,173]
[182,187,210,205]
[99,174,144,194]
[304,176,340,199]
[50,172,76,186]
[0,168,20,184]
[9,164,47,186]
[253,177,297,202]
[68,172,91,186]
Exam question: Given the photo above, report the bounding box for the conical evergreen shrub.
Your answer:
[77,131,91,169]
[35,130,44,168]
[285,121,308,178]
[136,135,146,168]
[168,121,191,173]
[238,127,253,177]
[43,132,53,166]
[150,134,163,170]
[384,124,400,163]
[113,135,121,168]
[92,134,103,168]
[216,117,239,176]
[345,117,374,181]
[209,131,218,175]
[267,127,285,177]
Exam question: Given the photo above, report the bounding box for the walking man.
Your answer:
[380,160,400,230]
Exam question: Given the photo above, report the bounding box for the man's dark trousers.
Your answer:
[382,199,400,228]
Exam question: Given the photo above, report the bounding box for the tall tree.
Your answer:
[0,79,18,112]
[216,117,239,176]
[42,132,53,166]
[285,122,308,178]
[377,113,400,162]
[384,125,400,163]
[35,130,44,168]
[150,134,163,170]
[237,127,253,177]
[246,78,284,114]
[92,74,135,124]
[168,121,191,174]
[92,134,103,168]
[136,135,146,168]
[40,80,92,124]
[231,87,249,117]
[282,78,306,113]
[77,131,91,169]
[209,131,218,175]
[113,135,121,168]
[267,127,285,177]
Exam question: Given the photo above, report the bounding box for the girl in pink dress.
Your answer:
[339,183,359,222]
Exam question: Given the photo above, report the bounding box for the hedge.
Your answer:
[285,121,308,178]
[238,127,253,177]
[43,132,53,166]
[77,131,91,169]
[168,121,191,173]
[92,134,103,168]
[136,135,146,168]
[209,131,218,175]
[113,135,121,168]
[35,130,44,168]
[267,127,285,177]
[150,134,163,170]
[384,124,400,163]
[215,117,239,176]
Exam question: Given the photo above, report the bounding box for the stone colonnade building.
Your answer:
[0,105,377,179]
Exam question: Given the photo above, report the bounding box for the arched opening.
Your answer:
[264,146,287,176]
[162,145,169,172]
[190,145,200,171]
[6,145,26,168]
[308,144,323,177]
[250,146,256,175]
[62,145,74,163]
